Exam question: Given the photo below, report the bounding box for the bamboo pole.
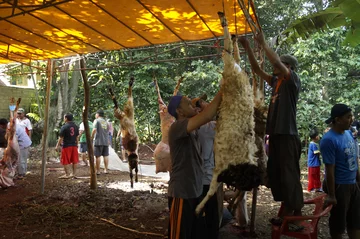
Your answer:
[80,57,97,190]
[40,59,53,194]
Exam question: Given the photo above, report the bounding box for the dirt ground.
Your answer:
[0,145,335,239]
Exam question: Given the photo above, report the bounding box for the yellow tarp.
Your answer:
[0,0,259,64]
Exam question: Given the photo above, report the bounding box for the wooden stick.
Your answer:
[80,57,97,190]
[250,187,258,234]
[40,59,53,194]
[143,144,154,153]
[100,218,165,237]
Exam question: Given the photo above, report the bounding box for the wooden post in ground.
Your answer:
[40,59,53,194]
[250,187,258,234]
[80,57,97,190]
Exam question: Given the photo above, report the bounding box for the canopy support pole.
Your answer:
[40,59,53,194]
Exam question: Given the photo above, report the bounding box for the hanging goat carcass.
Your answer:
[0,98,21,188]
[196,12,260,214]
[153,77,183,173]
[111,77,139,188]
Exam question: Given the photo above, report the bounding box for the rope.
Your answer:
[237,0,259,34]
[234,0,238,36]
[222,0,225,16]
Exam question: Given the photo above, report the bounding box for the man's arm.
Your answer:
[187,91,222,133]
[55,137,63,151]
[324,164,337,206]
[254,32,289,78]
[91,128,96,141]
[26,119,32,140]
[239,37,272,85]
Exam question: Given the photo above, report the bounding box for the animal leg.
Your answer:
[114,108,125,121]
[135,163,138,183]
[232,35,241,65]
[124,78,135,118]
[172,76,184,96]
[129,164,134,188]
[154,79,166,106]
[218,12,232,54]
[128,76,134,98]
[195,171,221,215]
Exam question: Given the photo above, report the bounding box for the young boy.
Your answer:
[307,129,322,192]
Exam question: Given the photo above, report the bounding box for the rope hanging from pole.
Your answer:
[237,0,259,34]
[234,0,238,37]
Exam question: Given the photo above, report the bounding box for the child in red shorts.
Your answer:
[307,129,322,192]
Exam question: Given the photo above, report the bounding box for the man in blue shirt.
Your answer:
[320,104,360,239]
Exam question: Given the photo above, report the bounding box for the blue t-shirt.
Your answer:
[320,129,358,184]
[308,141,321,167]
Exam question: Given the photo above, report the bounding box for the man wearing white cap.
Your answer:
[16,108,32,140]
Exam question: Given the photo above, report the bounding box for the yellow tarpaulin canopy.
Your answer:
[0,0,259,64]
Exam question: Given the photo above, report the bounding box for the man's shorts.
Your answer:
[61,146,79,165]
[94,145,109,157]
[329,184,360,234]
[79,142,88,153]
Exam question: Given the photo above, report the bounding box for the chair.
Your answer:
[271,194,332,239]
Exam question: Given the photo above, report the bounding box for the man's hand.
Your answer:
[254,32,266,46]
[323,195,337,209]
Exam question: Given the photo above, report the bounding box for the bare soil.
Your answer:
[0,145,335,239]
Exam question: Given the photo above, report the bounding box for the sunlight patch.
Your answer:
[106,181,167,194]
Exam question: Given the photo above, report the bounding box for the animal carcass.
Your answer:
[112,77,139,188]
[196,12,259,214]
[0,98,21,188]
[153,77,183,173]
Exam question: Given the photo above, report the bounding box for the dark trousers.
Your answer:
[201,185,219,239]
[168,197,206,239]
[267,134,304,211]
[325,184,360,234]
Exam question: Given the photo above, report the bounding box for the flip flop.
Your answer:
[269,217,283,226]
[288,223,304,232]
[58,174,72,179]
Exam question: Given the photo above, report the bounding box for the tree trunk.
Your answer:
[80,57,97,190]
[69,59,81,110]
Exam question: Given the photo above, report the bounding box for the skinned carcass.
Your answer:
[111,77,139,188]
[0,98,21,188]
[196,13,259,214]
[153,77,183,173]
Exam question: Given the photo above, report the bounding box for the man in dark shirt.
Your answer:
[56,113,79,179]
[167,91,222,239]
[240,34,303,230]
